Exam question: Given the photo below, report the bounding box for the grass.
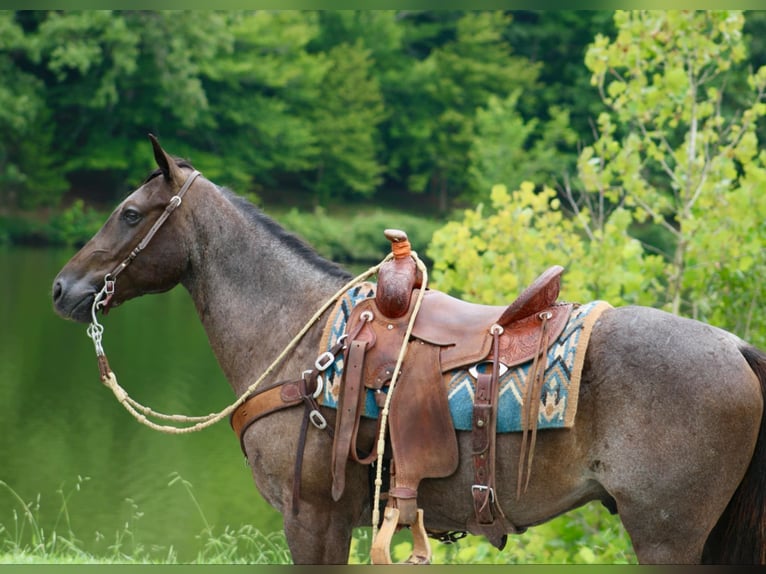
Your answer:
[0,474,291,564]
[0,474,635,564]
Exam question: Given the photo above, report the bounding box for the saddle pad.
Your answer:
[318,283,611,433]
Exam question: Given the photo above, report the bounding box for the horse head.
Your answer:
[53,135,198,322]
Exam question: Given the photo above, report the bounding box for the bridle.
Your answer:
[95,169,201,314]
[87,169,201,366]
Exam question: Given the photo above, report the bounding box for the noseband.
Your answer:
[95,169,201,313]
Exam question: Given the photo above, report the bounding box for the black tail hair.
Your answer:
[703,345,766,564]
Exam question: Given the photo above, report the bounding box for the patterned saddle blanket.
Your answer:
[318,283,610,432]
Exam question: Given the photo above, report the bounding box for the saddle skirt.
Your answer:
[318,283,611,433]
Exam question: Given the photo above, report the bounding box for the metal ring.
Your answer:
[309,410,327,430]
[312,375,324,399]
[490,323,504,336]
[538,311,553,321]
[471,484,495,503]
[302,371,324,400]
[468,361,509,379]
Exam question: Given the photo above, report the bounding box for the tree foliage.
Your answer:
[430,10,766,347]
[583,10,766,337]
[0,10,606,211]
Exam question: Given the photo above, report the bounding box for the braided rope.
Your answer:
[91,254,394,434]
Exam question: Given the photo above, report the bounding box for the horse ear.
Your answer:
[148,133,185,189]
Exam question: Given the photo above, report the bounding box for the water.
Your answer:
[0,247,283,561]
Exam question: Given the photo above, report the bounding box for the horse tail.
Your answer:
[703,345,766,564]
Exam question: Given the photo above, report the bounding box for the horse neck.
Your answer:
[180,189,350,397]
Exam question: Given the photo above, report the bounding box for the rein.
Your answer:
[89,257,401,433]
[83,168,424,436]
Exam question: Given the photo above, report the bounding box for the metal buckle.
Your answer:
[312,375,324,399]
[309,409,327,430]
[468,361,509,380]
[315,351,335,372]
[301,371,324,399]
[471,484,495,503]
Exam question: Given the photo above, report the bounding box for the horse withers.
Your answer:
[52,136,766,564]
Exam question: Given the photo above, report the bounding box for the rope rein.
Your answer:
[86,251,425,435]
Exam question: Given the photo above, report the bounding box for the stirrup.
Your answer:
[370,506,432,564]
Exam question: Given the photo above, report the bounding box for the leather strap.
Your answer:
[467,326,512,550]
[517,311,552,498]
[230,379,304,454]
[292,373,334,515]
[471,371,495,524]
[101,169,201,312]
[331,338,368,501]
[109,171,201,283]
[230,370,336,517]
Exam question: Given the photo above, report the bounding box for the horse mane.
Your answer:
[219,186,352,281]
[142,157,351,281]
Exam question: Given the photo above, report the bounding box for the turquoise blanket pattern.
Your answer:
[318,284,606,433]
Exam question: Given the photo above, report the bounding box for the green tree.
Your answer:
[429,10,766,346]
[196,11,322,194]
[28,9,141,191]
[0,11,66,209]
[1,10,234,207]
[378,11,540,211]
[583,10,766,339]
[469,92,578,198]
[505,11,615,138]
[309,40,387,204]
[428,181,663,307]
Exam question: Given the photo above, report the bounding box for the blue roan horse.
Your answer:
[52,137,766,564]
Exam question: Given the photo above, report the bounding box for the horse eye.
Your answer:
[122,208,143,226]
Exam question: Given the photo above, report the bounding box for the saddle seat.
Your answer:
[411,264,569,372]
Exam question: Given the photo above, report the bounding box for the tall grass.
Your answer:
[0,474,290,564]
[1,472,635,564]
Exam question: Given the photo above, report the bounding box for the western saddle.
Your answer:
[231,229,573,564]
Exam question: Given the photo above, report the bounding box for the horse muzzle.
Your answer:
[52,272,100,323]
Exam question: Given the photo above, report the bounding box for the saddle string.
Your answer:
[516,310,552,499]
[87,253,396,434]
[370,254,429,543]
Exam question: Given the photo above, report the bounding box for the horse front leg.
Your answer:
[245,411,369,564]
[281,450,370,564]
[283,500,355,564]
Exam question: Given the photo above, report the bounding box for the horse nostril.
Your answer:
[53,279,63,303]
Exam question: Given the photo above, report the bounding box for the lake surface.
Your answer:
[0,246,284,561]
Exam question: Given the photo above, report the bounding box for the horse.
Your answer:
[52,136,766,564]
